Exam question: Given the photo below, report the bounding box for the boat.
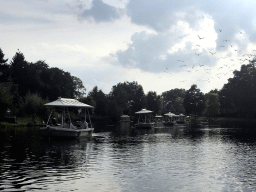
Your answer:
[40,97,94,140]
[134,109,154,129]
[154,115,164,127]
[120,115,130,122]
[176,113,186,124]
[163,112,176,125]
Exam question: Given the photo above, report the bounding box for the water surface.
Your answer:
[1,123,256,192]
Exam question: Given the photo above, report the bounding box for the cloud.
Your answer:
[77,0,123,23]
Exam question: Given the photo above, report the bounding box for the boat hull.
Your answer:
[134,122,154,129]
[163,121,176,126]
[80,128,94,137]
[40,126,93,139]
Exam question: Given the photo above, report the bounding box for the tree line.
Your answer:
[1,48,256,123]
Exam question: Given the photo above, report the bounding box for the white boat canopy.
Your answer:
[120,115,130,118]
[45,97,93,108]
[135,109,153,114]
[164,112,176,116]
[155,115,163,118]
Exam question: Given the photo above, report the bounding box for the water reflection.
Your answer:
[1,122,256,191]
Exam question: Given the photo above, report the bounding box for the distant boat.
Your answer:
[155,115,164,127]
[40,97,94,140]
[163,112,176,125]
[176,113,186,124]
[120,115,130,122]
[134,109,154,129]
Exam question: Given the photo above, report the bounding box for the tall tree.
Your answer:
[183,84,205,116]
[161,88,185,114]
[10,51,29,97]
[146,91,161,114]
[0,48,9,83]
[87,86,107,116]
[219,59,256,117]
[72,76,86,99]
[205,93,220,117]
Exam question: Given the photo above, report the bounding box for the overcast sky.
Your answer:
[1,0,256,95]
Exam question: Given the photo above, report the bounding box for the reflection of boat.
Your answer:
[134,109,154,129]
[40,97,94,139]
[163,112,176,125]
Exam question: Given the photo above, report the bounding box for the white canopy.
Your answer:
[164,112,176,116]
[135,109,153,114]
[45,97,93,108]
[155,115,163,118]
[120,115,130,118]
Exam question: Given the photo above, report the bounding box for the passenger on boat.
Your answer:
[51,118,57,126]
[80,121,88,129]
[70,122,77,129]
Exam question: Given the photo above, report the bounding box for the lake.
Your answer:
[1,121,256,192]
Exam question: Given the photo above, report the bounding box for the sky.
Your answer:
[1,0,256,95]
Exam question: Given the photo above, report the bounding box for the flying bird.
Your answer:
[196,53,202,56]
[197,35,205,40]
[209,51,216,55]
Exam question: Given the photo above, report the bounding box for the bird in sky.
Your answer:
[197,35,205,40]
[209,51,216,55]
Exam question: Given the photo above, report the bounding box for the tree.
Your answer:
[87,86,107,116]
[0,82,18,117]
[0,48,8,64]
[161,88,185,114]
[205,93,220,117]
[23,92,49,123]
[219,59,256,117]
[0,48,10,83]
[106,81,146,120]
[72,76,86,99]
[126,81,146,114]
[145,91,161,114]
[10,51,29,96]
[183,84,205,116]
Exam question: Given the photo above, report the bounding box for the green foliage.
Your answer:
[22,92,49,123]
[219,59,256,117]
[108,81,146,118]
[162,88,185,114]
[0,82,19,117]
[146,91,161,114]
[87,86,107,116]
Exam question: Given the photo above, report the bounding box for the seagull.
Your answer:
[196,53,202,56]
[209,51,216,55]
[197,35,205,40]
